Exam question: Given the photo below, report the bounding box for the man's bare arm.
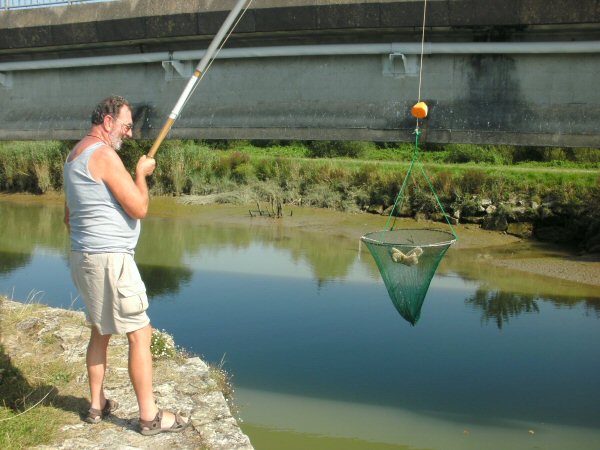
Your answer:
[92,148,156,219]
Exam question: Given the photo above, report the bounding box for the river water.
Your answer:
[1,197,599,450]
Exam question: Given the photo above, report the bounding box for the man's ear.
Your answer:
[102,115,113,132]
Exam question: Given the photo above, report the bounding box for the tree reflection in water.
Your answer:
[584,300,600,317]
[137,264,193,298]
[466,288,540,329]
[0,251,32,276]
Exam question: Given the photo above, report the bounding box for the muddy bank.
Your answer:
[492,256,600,287]
[2,192,599,288]
[169,196,600,288]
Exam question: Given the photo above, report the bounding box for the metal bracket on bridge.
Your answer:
[161,59,193,81]
[382,53,418,77]
[0,72,12,88]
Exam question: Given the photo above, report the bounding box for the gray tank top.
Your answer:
[64,142,140,254]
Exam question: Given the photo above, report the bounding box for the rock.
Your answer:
[461,216,484,225]
[177,357,210,378]
[482,213,508,231]
[507,222,534,238]
[367,204,384,215]
[538,206,554,220]
[17,317,43,332]
[511,206,537,222]
[414,212,428,222]
[0,299,253,450]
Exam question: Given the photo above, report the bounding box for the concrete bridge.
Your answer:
[1,0,599,146]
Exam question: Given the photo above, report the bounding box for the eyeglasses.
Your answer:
[111,116,134,131]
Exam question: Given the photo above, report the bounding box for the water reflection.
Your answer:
[0,251,32,275]
[137,264,193,297]
[0,199,598,317]
[0,199,68,255]
[466,288,540,329]
[136,219,357,285]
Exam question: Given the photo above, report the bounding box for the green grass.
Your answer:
[0,299,80,448]
[0,139,598,217]
[0,405,65,449]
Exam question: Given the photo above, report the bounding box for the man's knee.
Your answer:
[90,326,111,345]
[127,324,152,345]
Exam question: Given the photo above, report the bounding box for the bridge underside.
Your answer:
[1,0,599,147]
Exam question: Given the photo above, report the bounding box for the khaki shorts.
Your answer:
[70,251,150,335]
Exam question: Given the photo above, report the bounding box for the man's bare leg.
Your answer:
[87,326,111,410]
[127,324,187,428]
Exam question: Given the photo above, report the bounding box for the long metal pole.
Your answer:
[147,0,249,158]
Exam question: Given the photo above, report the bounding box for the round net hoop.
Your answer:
[360,229,456,248]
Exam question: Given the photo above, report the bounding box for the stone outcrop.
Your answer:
[377,192,599,252]
[1,299,253,450]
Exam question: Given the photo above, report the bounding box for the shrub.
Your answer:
[460,169,489,195]
[254,158,276,181]
[432,170,456,200]
[454,195,481,217]
[307,140,376,158]
[366,173,402,209]
[302,184,354,210]
[0,141,68,193]
[445,144,505,164]
[151,142,189,195]
[573,148,600,164]
[119,139,150,172]
[409,184,439,215]
[352,164,377,186]
[231,162,254,183]
[150,329,177,360]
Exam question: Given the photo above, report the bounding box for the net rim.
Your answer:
[360,228,457,248]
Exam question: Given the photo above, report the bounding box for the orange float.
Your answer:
[411,101,428,119]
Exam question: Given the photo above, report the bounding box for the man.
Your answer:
[64,95,188,435]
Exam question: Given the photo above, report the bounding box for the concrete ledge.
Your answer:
[1,0,600,54]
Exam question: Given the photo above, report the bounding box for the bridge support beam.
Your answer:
[1,0,600,146]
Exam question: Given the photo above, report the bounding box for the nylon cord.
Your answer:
[414,0,427,129]
[386,0,428,232]
[417,0,427,104]
[385,0,457,241]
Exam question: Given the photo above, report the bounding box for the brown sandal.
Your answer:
[139,408,190,436]
[84,399,119,424]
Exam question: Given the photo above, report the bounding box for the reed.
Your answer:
[0,140,598,217]
[0,141,69,193]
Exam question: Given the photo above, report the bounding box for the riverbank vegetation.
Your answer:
[1,139,599,249]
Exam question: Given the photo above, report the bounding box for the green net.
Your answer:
[361,229,455,325]
[361,129,457,325]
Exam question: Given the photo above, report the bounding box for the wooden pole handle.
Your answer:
[147,117,175,158]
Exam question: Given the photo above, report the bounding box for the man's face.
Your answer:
[108,107,133,151]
